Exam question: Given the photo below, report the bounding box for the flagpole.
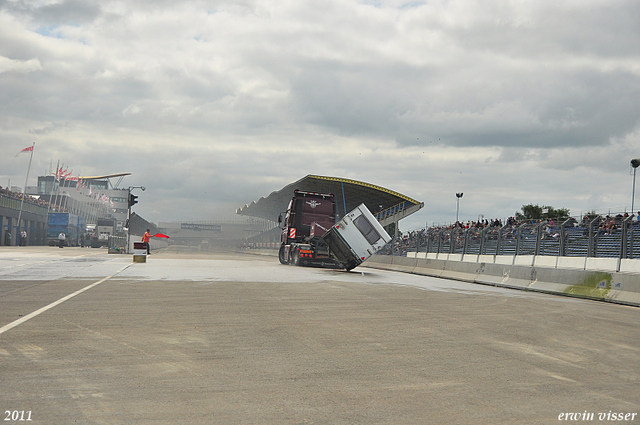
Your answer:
[54,164,64,211]
[47,160,59,215]
[16,142,35,245]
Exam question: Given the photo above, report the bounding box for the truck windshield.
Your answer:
[353,214,381,245]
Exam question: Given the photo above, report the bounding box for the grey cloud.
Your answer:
[0,0,101,29]
[2,0,640,225]
[34,0,101,26]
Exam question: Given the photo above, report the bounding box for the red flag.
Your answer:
[15,146,33,157]
[153,233,170,239]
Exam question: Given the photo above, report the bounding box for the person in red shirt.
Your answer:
[142,229,152,254]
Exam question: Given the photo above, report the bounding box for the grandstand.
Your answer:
[383,213,640,260]
[236,174,424,237]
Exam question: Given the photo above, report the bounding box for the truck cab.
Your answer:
[278,190,337,266]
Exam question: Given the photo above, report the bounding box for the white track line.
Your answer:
[0,263,132,336]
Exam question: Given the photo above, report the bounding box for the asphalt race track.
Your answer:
[1,247,639,424]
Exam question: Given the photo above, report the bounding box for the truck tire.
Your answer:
[278,245,288,265]
[292,247,300,266]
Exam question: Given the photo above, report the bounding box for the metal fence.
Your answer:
[0,194,49,216]
[385,215,640,259]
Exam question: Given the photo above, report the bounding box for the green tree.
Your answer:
[515,204,570,221]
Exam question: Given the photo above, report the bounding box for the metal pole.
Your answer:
[341,182,347,219]
[455,193,463,223]
[632,167,637,215]
[127,192,131,254]
[16,142,35,244]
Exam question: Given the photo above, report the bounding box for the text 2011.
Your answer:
[4,411,32,421]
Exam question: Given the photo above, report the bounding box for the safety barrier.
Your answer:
[364,254,640,307]
[0,193,49,216]
[396,216,640,260]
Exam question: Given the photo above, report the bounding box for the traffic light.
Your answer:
[128,193,138,207]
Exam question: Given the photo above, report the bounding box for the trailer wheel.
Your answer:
[278,245,288,265]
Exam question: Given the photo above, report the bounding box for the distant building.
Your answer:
[29,173,132,231]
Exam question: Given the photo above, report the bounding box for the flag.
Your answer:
[153,233,170,239]
[15,146,33,157]
[55,166,64,181]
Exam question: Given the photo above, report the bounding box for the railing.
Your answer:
[375,201,414,221]
[0,194,49,216]
[384,215,640,259]
[108,235,127,249]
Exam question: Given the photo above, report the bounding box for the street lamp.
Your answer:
[455,192,463,223]
[631,159,640,215]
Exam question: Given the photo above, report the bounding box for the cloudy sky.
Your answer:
[1,0,639,230]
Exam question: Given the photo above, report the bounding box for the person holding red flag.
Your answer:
[142,229,152,255]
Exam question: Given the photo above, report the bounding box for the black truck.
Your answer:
[278,190,337,267]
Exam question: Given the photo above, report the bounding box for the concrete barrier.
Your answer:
[448,253,463,262]
[556,256,587,270]
[364,255,640,307]
[478,262,539,290]
[478,254,494,264]
[533,256,557,268]
[413,258,446,278]
[585,257,619,272]
[513,255,534,266]
[608,272,640,305]
[494,255,514,265]
[440,260,481,282]
[620,259,640,273]
[530,268,609,297]
[388,256,418,273]
[368,255,393,266]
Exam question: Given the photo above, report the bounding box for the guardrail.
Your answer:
[0,194,49,216]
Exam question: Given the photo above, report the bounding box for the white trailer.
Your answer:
[322,203,392,271]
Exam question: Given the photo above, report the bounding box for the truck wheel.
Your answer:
[278,245,288,265]
[292,248,300,266]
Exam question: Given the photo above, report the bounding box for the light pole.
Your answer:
[126,186,145,253]
[456,192,463,223]
[632,159,640,215]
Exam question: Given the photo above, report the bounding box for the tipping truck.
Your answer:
[278,190,392,271]
[321,203,392,271]
[278,190,337,267]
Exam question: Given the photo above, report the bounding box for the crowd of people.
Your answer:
[381,212,640,256]
[0,186,67,212]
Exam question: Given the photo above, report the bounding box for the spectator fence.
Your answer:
[386,214,640,260]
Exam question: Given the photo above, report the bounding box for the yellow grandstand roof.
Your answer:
[78,172,132,179]
[236,174,422,221]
